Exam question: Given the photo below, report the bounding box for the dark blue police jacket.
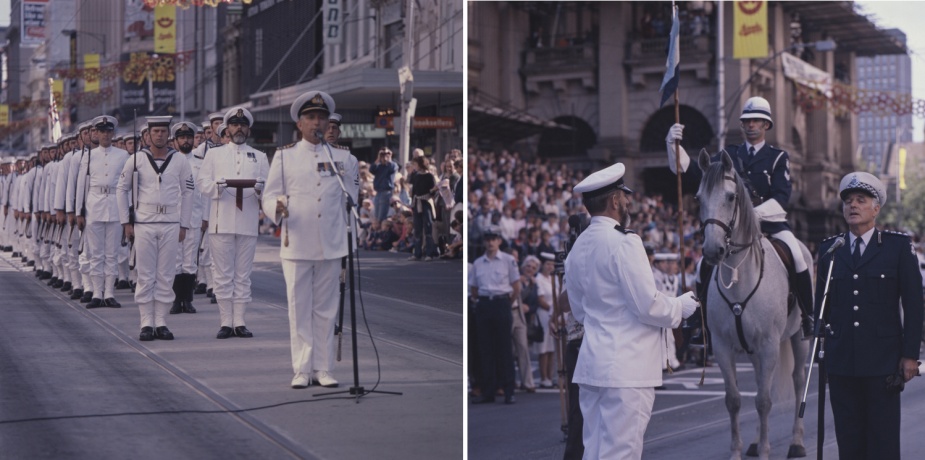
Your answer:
[688,143,792,235]
[815,230,924,376]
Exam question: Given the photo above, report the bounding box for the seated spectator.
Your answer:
[374,220,400,251]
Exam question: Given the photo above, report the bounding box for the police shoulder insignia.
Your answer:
[821,234,841,243]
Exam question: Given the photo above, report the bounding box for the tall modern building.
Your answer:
[855,29,912,173]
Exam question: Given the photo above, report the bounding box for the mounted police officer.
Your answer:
[666,96,815,338]
[815,172,922,460]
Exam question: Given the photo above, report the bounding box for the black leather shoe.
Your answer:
[53,279,64,289]
[206,288,214,298]
[80,291,93,303]
[87,298,103,309]
[11,252,19,257]
[195,283,207,294]
[104,298,121,308]
[211,296,217,304]
[170,300,183,314]
[47,276,58,285]
[216,326,234,339]
[40,271,52,280]
[116,279,130,290]
[234,326,253,338]
[70,288,84,300]
[139,327,155,341]
[155,326,174,340]
[183,301,197,314]
[61,281,72,292]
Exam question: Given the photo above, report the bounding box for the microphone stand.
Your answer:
[312,132,402,402]
[799,242,840,460]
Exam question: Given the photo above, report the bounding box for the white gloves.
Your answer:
[254,178,265,192]
[753,198,787,222]
[665,123,691,174]
[679,291,699,319]
[216,177,226,186]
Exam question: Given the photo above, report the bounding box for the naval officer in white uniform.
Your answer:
[262,91,359,389]
[197,107,269,339]
[76,116,131,308]
[118,116,194,341]
[170,121,203,314]
[564,163,699,460]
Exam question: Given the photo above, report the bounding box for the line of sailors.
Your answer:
[0,108,264,341]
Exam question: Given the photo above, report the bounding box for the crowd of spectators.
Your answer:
[467,146,707,397]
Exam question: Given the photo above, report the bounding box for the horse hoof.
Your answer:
[787,444,806,458]
[745,444,759,457]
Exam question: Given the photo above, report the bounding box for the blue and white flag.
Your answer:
[659,4,680,107]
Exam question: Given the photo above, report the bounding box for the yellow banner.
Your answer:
[0,105,8,127]
[733,1,768,59]
[84,53,100,93]
[154,5,177,54]
[51,79,64,105]
[899,147,907,191]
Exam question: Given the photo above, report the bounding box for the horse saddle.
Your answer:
[769,237,798,314]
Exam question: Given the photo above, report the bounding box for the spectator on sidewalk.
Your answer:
[369,147,398,223]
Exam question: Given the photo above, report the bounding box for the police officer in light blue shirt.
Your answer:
[469,226,521,404]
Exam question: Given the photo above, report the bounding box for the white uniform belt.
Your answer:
[137,203,178,214]
[92,186,114,194]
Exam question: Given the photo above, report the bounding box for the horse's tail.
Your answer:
[771,335,796,404]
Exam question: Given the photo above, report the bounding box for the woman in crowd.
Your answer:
[534,255,557,388]
[408,156,437,261]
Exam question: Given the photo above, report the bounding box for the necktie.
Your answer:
[748,146,756,157]
[852,238,862,265]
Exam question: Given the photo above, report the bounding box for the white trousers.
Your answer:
[282,258,340,374]
[176,227,202,274]
[133,223,180,304]
[771,230,808,273]
[579,385,655,460]
[139,301,172,329]
[209,233,256,303]
[86,220,121,297]
[198,232,212,286]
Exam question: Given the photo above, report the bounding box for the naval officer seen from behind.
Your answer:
[564,162,699,460]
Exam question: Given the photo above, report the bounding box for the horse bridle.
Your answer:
[701,174,757,255]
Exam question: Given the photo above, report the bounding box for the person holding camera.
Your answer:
[565,163,698,459]
[815,172,922,460]
[369,147,398,224]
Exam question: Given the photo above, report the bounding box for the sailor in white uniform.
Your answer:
[118,116,194,341]
[170,121,203,314]
[66,122,94,301]
[191,113,223,299]
[75,116,131,308]
[263,91,359,389]
[197,107,269,339]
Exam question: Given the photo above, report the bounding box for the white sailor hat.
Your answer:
[290,91,335,122]
[170,121,197,138]
[195,124,204,133]
[223,107,254,127]
[200,120,211,130]
[208,111,224,122]
[77,121,92,132]
[217,123,228,136]
[92,115,118,131]
[574,162,634,198]
[146,116,173,130]
[740,96,773,129]
[839,171,887,204]
[329,112,343,125]
[140,122,150,134]
[654,252,679,262]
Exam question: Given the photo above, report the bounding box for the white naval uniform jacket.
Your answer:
[65,148,87,214]
[32,164,45,213]
[75,146,130,223]
[564,215,684,388]
[54,152,75,211]
[43,160,59,213]
[196,142,269,236]
[116,149,194,227]
[262,140,360,261]
[18,168,36,213]
[181,152,205,226]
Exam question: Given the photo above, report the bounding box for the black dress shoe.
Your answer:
[216,326,234,339]
[80,291,93,303]
[206,288,214,298]
[53,279,64,289]
[47,276,58,285]
[139,327,155,341]
[182,301,197,314]
[116,279,131,290]
[104,298,121,308]
[234,326,253,338]
[210,296,217,304]
[154,326,174,340]
[61,282,72,292]
[12,252,19,257]
[70,288,84,300]
[170,300,183,314]
[195,283,207,294]
[40,271,51,280]
[87,298,103,309]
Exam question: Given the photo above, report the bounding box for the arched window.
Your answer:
[639,104,714,153]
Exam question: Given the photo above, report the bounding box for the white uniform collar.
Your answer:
[590,215,620,227]
[745,140,766,153]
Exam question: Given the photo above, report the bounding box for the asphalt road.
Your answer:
[0,236,463,459]
[468,350,925,459]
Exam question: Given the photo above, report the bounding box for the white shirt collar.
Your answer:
[850,227,875,251]
[591,215,619,227]
[745,141,766,154]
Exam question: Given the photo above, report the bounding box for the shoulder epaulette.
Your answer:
[821,234,842,243]
[614,224,635,234]
[278,142,296,150]
[882,230,909,238]
[332,143,350,150]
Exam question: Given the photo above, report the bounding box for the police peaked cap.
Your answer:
[92,115,118,131]
[839,172,887,204]
[290,91,335,122]
[223,107,254,127]
[170,121,197,138]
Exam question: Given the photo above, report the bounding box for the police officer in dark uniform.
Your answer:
[815,172,922,460]
[667,96,814,338]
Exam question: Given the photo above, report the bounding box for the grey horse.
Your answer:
[696,150,811,460]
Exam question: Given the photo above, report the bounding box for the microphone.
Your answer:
[823,236,845,257]
[314,130,325,142]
